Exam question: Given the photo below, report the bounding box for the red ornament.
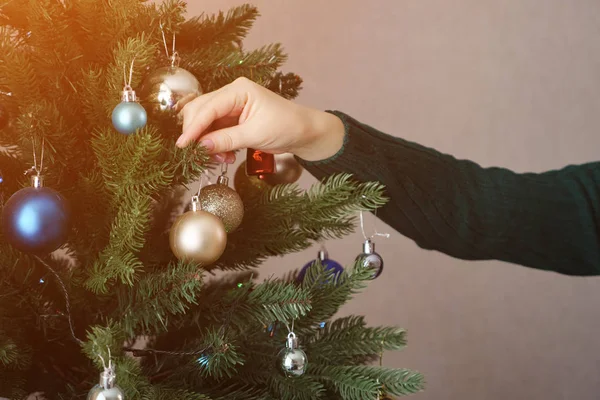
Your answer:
[245,148,275,177]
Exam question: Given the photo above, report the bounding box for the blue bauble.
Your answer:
[111,101,147,135]
[1,186,70,254]
[297,258,344,283]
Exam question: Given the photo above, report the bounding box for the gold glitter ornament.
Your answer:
[261,153,304,186]
[169,196,227,265]
[200,173,244,233]
[234,161,272,198]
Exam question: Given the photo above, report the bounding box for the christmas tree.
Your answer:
[0,1,424,399]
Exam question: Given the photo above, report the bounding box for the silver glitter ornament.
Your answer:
[355,239,384,279]
[87,361,124,400]
[137,64,201,118]
[279,332,307,377]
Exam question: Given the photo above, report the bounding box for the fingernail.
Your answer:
[199,139,214,152]
[176,136,186,147]
[225,153,236,164]
[211,153,225,163]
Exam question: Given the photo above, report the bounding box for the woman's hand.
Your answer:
[176,77,344,163]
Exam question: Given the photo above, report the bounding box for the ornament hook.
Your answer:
[122,55,137,91]
[359,198,390,241]
[27,135,45,180]
[159,21,180,67]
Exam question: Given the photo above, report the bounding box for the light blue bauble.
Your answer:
[111,101,147,135]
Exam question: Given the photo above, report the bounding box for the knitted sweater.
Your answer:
[297,111,600,276]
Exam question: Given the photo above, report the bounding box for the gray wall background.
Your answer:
[188,1,600,399]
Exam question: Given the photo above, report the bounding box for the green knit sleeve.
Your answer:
[297,110,600,276]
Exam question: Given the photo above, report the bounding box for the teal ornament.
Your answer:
[112,86,147,135]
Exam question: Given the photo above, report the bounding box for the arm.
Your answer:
[298,111,600,276]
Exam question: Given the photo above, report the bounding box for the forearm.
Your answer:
[298,111,600,276]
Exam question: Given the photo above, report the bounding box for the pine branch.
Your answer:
[119,260,204,335]
[305,315,407,364]
[265,72,303,100]
[177,4,260,51]
[266,374,325,400]
[185,44,287,92]
[216,174,387,270]
[310,365,381,400]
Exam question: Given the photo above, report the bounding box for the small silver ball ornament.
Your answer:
[279,332,308,377]
[87,369,124,400]
[355,239,384,279]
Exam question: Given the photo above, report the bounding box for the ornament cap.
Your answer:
[318,248,328,261]
[30,174,44,188]
[121,86,137,102]
[170,52,181,67]
[286,332,299,349]
[191,195,201,212]
[216,174,229,186]
[363,238,375,254]
[99,369,116,389]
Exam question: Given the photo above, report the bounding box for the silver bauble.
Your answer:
[280,347,308,377]
[87,384,125,400]
[87,370,124,400]
[137,66,201,117]
[355,239,384,279]
[279,332,307,377]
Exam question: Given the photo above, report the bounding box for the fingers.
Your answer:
[176,86,247,148]
[199,125,249,154]
[209,151,236,164]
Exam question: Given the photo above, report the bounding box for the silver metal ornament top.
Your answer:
[216,174,229,186]
[191,195,201,212]
[286,332,299,349]
[318,249,328,262]
[31,174,44,188]
[170,52,181,67]
[363,238,375,254]
[99,368,117,389]
[121,86,137,102]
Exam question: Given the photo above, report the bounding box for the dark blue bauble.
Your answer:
[111,101,147,135]
[1,186,70,254]
[297,258,344,283]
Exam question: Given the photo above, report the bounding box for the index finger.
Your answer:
[176,87,248,148]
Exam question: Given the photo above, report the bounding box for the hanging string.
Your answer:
[97,345,112,370]
[196,172,210,197]
[359,207,390,241]
[284,319,295,334]
[29,135,45,176]
[159,21,178,66]
[33,256,84,345]
[159,21,170,60]
[122,56,136,89]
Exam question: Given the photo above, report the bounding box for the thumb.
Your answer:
[176,87,247,148]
